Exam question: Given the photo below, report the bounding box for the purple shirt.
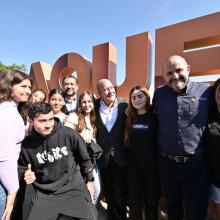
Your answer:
[0,101,25,193]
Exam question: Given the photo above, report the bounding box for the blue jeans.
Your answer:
[158,156,210,220]
[0,183,7,217]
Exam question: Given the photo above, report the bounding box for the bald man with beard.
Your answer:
[153,55,212,220]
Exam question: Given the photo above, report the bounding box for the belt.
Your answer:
[160,151,204,163]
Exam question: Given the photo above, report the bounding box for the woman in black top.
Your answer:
[124,85,160,220]
[205,78,220,219]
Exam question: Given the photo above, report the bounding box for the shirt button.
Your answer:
[178,129,181,132]
[178,117,181,120]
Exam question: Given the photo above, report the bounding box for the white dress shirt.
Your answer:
[65,98,77,113]
[99,99,118,132]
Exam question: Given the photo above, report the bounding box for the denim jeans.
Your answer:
[158,156,210,220]
[0,183,6,217]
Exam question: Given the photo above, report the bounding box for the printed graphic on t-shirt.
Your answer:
[36,146,68,164]
[132,123,149,130]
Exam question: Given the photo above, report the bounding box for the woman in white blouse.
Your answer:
[65,91,101,205]
[0,70,32,220]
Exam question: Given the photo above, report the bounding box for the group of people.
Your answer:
[0,54,220,220]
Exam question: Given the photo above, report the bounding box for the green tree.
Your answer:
[0,61,27,72]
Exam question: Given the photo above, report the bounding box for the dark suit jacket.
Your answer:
[95,97,128,168]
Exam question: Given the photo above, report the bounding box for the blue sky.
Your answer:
[1,0,220,85]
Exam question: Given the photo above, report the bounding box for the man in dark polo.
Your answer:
[153,55,212,220]
[95,79,127,220]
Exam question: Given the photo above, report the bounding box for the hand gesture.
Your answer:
[24,164,36,185]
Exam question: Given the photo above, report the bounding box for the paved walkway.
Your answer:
[61,201,215,220]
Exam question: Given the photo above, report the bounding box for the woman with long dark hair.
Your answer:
[49,88,68,124]
[0,70,32,219]
[125,85,160,220]
[18,88,46,136]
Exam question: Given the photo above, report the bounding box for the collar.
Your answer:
[100,98,118,112]
[167,79,192,95]
[185,80,193,94]
[65,97,77,103]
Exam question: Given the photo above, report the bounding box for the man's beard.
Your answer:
[65,89,76,97]
[169,77,187,92]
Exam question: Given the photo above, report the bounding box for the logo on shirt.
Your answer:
[36,146,68,164]
[132,124,149,130]
[191,96,197,102]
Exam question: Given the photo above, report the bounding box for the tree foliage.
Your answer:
[0,61,27,72]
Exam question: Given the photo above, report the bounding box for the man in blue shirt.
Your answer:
[153,55,212,220]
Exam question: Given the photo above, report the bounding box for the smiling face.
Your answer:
[63,77,78,98]
[32,91,46,103]
[97,79,116,106]
[80,94,94,115]
[130,89,147,113]
[49,93,65,114]
[162,55,190,93]
[11,78,32,104]
[31,111,55,136]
